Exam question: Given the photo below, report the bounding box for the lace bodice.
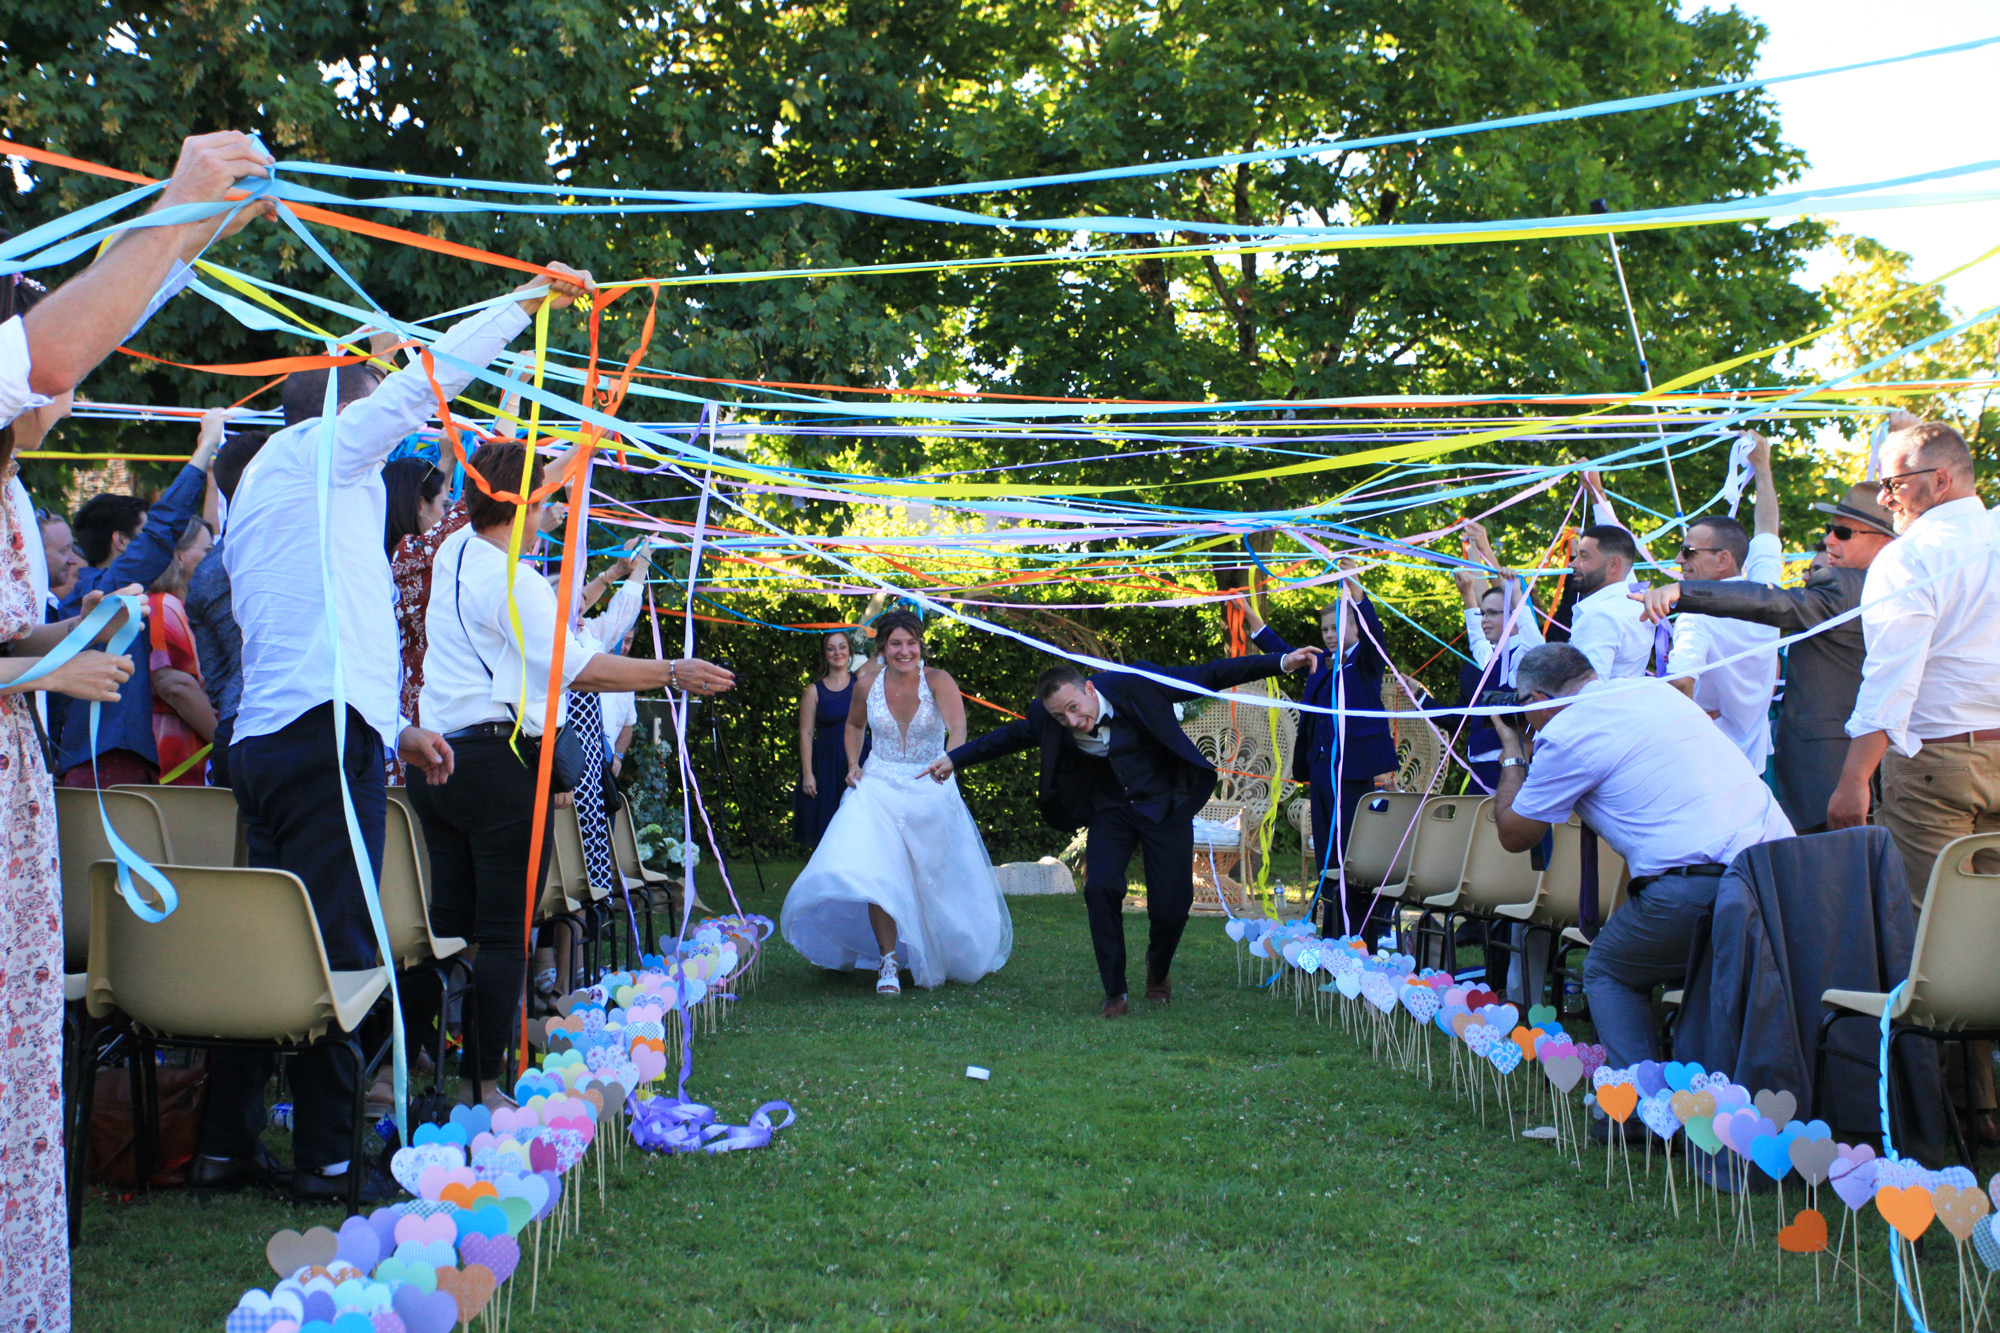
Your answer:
[865,666,946,768]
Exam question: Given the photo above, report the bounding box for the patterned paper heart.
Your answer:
[433,1264,498,1325]
[1935,1183,1992,1243]
[227,1290,305,1333]
[1638,1092,1680,1142]
[1487,1042,1522,1076]
[1576,1045,1607,1080]
[1464,1023,1500,1057]
[1974,1214,2000,1271]
[369,1257,435,1293]
[388,1144,462,1198]
[455,1232,521,1285]
[1590,1065,1634,1091]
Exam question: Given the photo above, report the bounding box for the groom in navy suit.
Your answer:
[926,647,1320,1017]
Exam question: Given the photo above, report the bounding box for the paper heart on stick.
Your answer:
[1749,1134,1794,1183]
[1708,1084,1751,1113]
[1753,1088,1798,1128]
[1934,1184,1992,1243]
[1590,1066,1633,1091]
[1576,1045,1607,1080]
[1509,1028,1542,1063]
[1487,1042,1522,1076]
[1663,1061,1704,1093]
[1633,1061,1666,1098]
[1975,1215,2000,1271]
[455,1232,521,1285]
[1542,1054,1585,1094]
[1597,1083,1639,1124]
[334,1217,380,1276]
[409,1123,465,1149]
[432,1264,497,1326]
[1464,1024,1500,1057]
[453,1203,510,1243]
[1463,988,1499,1010]
[1877,1185,1936,1242]
[229,1290,305,1333]
[392,1212,456,1250]
[369,1257,435,1293]
[416,1165,475,1202]
[1777,1208,1829,1254]
[1480,1004,1520,1034]
[299,1290,337,1325]
[267,1228,342,1280]
[392,1239,456,1271]
[330,1282,391,1315]
[1684,1115,1722,1157]
[1526,1003,1558,1029]
[1829,1153,1879,1213]
[439,1181,498,1211]
[1638,1093,1680,1142]
[389,1284,459,1333]
[388,1145,462,1198]
[447,1103,492,1140]
[1790,1135,1840,1187]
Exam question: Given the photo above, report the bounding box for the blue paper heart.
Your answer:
[1663,1061,1703,1092]
[1750,1133,1795,1182]
[454,1202,510,1242]
[448,1102,493,1139]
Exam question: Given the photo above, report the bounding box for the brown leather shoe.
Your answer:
[1145,974,1172,1005]
[1099,995,1130,1019]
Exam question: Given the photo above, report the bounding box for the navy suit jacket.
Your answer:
[949,653,1289,832]
[1253,603,1398,785]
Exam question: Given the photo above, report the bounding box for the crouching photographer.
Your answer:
[1487,644,1793,1077]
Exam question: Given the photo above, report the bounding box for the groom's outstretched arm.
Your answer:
[926,712,1038,782]
[1143,649,1320,702]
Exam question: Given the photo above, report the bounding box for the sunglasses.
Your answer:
[32,507,59,525]
[1876,468,1939,497]
[1677,545,1725,560]
[1822,522,1879,542]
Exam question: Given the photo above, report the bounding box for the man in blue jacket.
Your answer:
[51,430,219,785]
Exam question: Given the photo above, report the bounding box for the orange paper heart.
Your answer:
[1876,1185,1935,1242]
[441,1181,499,1210]
[1598,1083,1639,1124]
[435,1263,498,1323]
[1777,1208,1828,1253]
[1510,1027,1542,1061]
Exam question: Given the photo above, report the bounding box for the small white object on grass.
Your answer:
[965,1066,991,1081]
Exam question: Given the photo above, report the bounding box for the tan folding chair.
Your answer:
[609,796,674,952]
[385,786,431,901]
[1339,791,1424,939]
[378,799,470,1090]
[1815,832,2000,1165]
[56,787,172,977]
[1445,802,1543,991]
[73,862,389,1220]
[1398,795,1484,968]
[111,783,243,867]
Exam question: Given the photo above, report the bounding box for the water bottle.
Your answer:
[269,1102,294,1131]
[1562,979,1585,1015]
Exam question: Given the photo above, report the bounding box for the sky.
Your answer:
[1712,0,2000,317]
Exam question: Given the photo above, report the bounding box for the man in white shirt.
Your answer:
[198,263,594,1202]
[1635,433,1783,769]
[1492,643,1794,1071]
[1566,524,1653,680]
[1830,421,2000,893]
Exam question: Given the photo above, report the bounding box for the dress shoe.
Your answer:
[188,1145,285,1194]
[1145,974,1172,1006]
[290,1161,400,1206]
[1098,995,1130,1019]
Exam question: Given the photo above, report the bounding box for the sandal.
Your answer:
[875,957,901,996]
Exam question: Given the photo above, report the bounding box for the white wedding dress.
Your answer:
[780,667,1013,987]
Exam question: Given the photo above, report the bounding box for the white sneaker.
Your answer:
[876,958,901,995]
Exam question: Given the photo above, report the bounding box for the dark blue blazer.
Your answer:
[1254,602,1398,786]
[949,653,1289,832]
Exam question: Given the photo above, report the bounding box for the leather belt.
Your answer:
[1627,862,1727,896]
[1923,729,2000,746]
[443,721,525,742]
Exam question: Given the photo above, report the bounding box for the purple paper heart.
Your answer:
[390,1285,459,1333]
[536,1170,562,1220]
[528,1139,557,1174]
[1633,1061,1666,1098]
[1830,1154,1880,1212]
[366,1206,403,1259]
[456,1231,521,1285]
[371,1310,408,1333]
[300,1291,338,1326]
[336,1216,381,1275]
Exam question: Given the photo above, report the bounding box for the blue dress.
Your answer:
[793,678,867,847]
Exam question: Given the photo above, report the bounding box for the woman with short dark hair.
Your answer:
[413,441,734,1107]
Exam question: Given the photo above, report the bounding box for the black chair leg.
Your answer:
[1810,1007,1846,1124]
[67,1016,101,1249]
[132,1038,160,1196]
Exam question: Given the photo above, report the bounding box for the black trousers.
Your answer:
[1081,802,1194,999]
[207,711,235,790]
[408,737,552,1082]
[200,703,386,1170]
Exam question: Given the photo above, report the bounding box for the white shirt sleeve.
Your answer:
[1569,599,1618,680]
[1847,550,1934,754]
[0,317,53,428]
[1742,531,1783,587]
[329,299,532,486]
[1592,499,1621,529]
[1665,613,1711,680]
[477,562,597,732]
[1464,610,1493,670]
[1510,731,1600,827]
[581,575,643,650]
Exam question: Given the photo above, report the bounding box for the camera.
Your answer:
[1477,688,1528,735]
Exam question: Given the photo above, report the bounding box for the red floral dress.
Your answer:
[387,500,469,783]
[0,493,68,1330]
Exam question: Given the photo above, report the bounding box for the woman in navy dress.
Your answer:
[794,631,867,847]
[1244,568,1400,940]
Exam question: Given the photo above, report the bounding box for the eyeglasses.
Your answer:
[32,507,58,525]
[1677,545,1725,560]
[1877,468,1939,497]
[1823,523,1872,542]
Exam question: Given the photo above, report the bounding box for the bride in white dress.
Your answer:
[780,611,1013,994]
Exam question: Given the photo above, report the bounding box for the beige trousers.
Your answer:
[1877,737,2000,1112]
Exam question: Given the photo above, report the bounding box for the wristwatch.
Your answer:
[1500,756,1528,771]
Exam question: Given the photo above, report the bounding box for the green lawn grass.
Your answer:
[75,861,1930,1331]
